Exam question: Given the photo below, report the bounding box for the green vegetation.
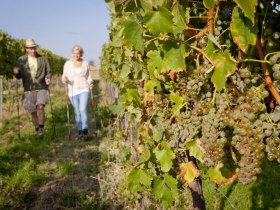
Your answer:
[0,31,66,79]
[100,0,280,209]
[1,1,280,209]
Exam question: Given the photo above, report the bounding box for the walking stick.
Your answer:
[65,84,71,140]
[90,88,97,136]
[47,89,56,138]
[16,80,21,140]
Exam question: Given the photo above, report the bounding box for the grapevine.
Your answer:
[100,0,280,209]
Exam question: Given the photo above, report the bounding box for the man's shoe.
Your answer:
[37,127,44,138]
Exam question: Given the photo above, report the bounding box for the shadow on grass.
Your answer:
[250,158,280,210]
[216,159,280,210]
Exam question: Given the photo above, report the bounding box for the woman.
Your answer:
[62,45,93,140]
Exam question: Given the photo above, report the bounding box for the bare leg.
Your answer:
[31,111,39,129]
[37,104,45,125]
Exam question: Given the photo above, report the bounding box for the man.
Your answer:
[13,39,51,138]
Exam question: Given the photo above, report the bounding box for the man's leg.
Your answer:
[36,104,45,137]
[36,90,48,138]
[31,111,39,129]
[37,104,45,125]
[24,92,39,135]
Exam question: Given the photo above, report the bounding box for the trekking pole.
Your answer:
[65,84,71,140]
[90,87,97,136]
[16,80,21,140]
[47,88,56,138]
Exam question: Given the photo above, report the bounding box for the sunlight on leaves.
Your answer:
[208,163,237,185]
[233,0,257,24]
[154,141,175,172]
[152,174,179,207]
[230,6,258,52]
[179,161,200,185]
[143,6,174,35]
[211,50,236,91]
[127,168,153,191]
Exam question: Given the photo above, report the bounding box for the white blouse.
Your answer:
[62,59,92,96]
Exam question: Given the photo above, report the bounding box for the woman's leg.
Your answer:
[78,91,89,130]
[70,94,82,131]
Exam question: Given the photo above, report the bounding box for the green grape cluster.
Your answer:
[230,72,246,92]
[270,52,280,93]
[177,63,214,101]
[199,108,226,166]
[222,86,270,184]
[266,105,280,162]
[169,110,201,150]
[223,105,264,184]
[199,93,229,166]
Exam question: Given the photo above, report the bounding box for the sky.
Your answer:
[0,0,111,65]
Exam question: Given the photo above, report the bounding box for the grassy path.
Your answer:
[0,83,115,209]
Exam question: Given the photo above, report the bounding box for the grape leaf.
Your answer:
[172,2,187,34]
[179,162,200,185]
[230,6,258,52]
[128,168,153,191]
[203,0,216,9]
[205,39,216,56]
[147,50,164,76]
[120,63,131,78]
[152,174,179,207]
[143,79,156,100]
[143,6,174,35]
[163,42,189,73]
[123,88,143,108]
[211,50,236,91]
[233,0,257,24]
[185,140,204,162]
[208,33,221,50]
[208,163,237,185]
[154,141,175,172]
[122,15,144,53]
[164,174,179,198]
[153,126,165,142]
[139,0,167,12]
[169,92,184,116]
[138,145,151,163]
[110,30,123,47]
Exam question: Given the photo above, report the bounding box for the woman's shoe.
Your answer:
[82,129,89,140]
[78,130,83,140]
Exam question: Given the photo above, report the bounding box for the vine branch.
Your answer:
[256,36,280,105]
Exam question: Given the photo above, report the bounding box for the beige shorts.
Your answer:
[23,89,48,113]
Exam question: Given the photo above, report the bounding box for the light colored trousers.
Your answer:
[69,91,89,131]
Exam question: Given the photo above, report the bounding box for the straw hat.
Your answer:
[25,39,38,48]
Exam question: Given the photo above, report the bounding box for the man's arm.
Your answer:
[13,58,23,79]
[45,57,52,85]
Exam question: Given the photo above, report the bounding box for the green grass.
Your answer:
[57,162,76,175]
[0,82,114,209]
[201,158,280,210]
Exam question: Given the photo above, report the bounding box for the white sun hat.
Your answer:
[25,39,38,48]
